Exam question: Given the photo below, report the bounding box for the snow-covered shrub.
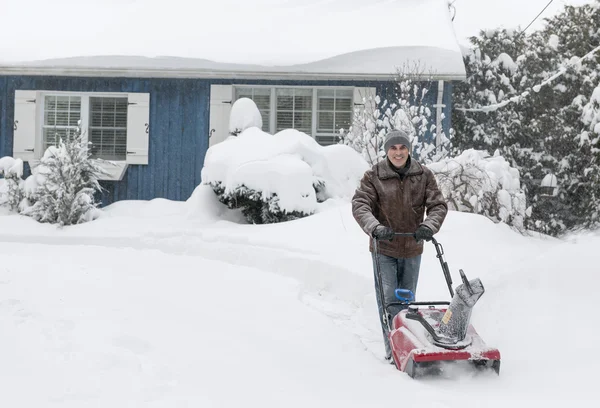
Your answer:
[201,127,369,224]
[21,129,106,226]
[0,156,24,211]
[229,97,263,136]
[428,149,527,230]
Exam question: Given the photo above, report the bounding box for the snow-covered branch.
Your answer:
[456,44,600,113]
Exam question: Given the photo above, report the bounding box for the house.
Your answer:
[0,1,466,206]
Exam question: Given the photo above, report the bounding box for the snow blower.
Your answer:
[374,233,501,378]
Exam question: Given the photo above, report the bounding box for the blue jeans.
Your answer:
[371,252,421,358]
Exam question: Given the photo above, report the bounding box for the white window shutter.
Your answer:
[13,90,38,162]
[209,85,233,146]
[126,92,150,165]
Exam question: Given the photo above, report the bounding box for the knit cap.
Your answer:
[383,130,411,153]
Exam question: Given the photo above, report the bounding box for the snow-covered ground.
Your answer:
[1,191,598,407]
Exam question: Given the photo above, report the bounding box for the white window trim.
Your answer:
[233,85,355,141]
[314,89,354,137]
[21,90,150,181]
[36,91,130,181]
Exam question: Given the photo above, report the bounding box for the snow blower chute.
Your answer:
[374,233,501,378]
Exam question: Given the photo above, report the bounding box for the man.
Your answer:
[351,129,448,363]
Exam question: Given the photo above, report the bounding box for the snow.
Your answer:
[492,53,518,74]
[228,98,263,135]
[200,127,369,213]
[548,34,560,50]
[582,85,600,131]
[1,186,600,406]
[427,149,526,226]
[0,156,23,177]
[0,1,466,79]
[0,0,461,67]
[541,173,558,188]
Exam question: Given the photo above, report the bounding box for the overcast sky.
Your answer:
[0,0,594,65]
[452,0,592,40]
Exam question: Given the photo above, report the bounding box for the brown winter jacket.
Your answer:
[352,157,448,258]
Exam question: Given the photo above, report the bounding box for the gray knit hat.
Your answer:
[384,130,411,153]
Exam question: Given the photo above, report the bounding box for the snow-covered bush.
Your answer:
[229,97,263,136]
[0,156,24,211]
[201,127,369,224]
[21,129,106,226]
[428,149,527,230]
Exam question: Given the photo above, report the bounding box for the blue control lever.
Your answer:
[395,288,415,303]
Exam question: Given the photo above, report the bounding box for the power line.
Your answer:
[516,0,554,39]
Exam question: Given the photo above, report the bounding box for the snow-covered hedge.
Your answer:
[201,127,369,224]
[428,149,527,230]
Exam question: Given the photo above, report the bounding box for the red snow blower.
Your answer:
[374,233,501,378]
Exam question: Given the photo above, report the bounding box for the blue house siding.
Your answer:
[0,76,454,206]
[0,76,210,205]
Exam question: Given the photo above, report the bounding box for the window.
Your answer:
[275,88,312,134]
[13,90,150,180]
[89,97,128,161]
[42,95,129,161]
[42,95,81,153]
[316,89,353,145]
[232,86,356,146]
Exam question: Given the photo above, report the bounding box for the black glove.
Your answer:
[372,225,395,241]
[414,225,433,242]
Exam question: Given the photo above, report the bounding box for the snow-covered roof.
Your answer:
[0,0,466,81]
[0,46,466,81]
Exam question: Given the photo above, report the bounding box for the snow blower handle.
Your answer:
[393,233,417,238]
[389,233,455,298]
[431,237,455,298]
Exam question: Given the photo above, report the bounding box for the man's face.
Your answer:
[387,144,409,168]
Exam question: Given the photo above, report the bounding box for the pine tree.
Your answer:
[22,127,106,226]
[452,1,600,235]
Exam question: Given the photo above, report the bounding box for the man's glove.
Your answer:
[372,225,395,241]
[414,225,433,242]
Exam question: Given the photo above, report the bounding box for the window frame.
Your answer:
[232,85,355,143]
[36,90,131,162]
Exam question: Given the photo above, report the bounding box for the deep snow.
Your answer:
[1,192,599,407]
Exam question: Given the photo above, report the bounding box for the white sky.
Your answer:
[0,0,595,65]
[451,0,593,41]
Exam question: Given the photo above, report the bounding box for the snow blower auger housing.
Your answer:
[374,233,501,378]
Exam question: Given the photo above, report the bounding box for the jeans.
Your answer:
[371,252,421,358]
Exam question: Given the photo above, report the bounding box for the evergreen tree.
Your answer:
[22,127,106,226]
[452,1,600,235]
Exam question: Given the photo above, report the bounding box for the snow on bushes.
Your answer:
[200,127,369,224]
[428,149,527,230]
[0,156,24,211]
[21,133,106,226]
[229,97,263,136]
[1,129,106,226]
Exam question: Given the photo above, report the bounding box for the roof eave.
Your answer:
[0,66,466,82]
